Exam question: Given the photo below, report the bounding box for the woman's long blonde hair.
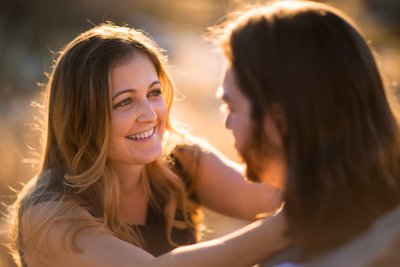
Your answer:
[7,23,199,265]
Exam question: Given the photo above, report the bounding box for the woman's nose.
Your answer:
[137,101,158,123]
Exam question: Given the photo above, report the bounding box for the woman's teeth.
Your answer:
[126,127,155,140]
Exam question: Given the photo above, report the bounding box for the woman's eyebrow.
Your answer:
[112,88,137,100]
[149,80,161,88]
[112,80,161,100]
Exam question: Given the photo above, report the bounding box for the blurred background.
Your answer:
[0,0,399,266]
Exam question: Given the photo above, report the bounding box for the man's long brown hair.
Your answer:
[218,1,400,259]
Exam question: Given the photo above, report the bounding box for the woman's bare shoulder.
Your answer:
[21,201,111,266]
[21,200,159,267]
[22,200,94,228]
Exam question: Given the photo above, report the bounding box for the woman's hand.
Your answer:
[172,141,283,220]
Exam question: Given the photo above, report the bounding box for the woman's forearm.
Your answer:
[153,214,290,267]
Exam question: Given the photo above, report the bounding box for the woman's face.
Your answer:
[107,52,167,168]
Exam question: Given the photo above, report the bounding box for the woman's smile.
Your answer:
[126,127,156,141]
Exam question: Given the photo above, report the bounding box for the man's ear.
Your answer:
[263,103,286,147]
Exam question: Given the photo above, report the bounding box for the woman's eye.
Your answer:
[114,97,132,108]
[148,89,162,98]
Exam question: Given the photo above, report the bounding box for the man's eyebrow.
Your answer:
[112,88,137,100]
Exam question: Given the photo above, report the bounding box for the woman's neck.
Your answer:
[111,163,150,225]
[111,163,145,195]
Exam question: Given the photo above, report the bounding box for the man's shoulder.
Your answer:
[305,205,400,267]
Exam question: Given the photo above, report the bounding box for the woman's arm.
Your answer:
[22,202,289,267]
[157,212,289,267]
[173,141,282,221]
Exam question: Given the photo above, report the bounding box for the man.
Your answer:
[215,1,400,266]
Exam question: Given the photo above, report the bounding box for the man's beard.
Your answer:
[238,121,281,182]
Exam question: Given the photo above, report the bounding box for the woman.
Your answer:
[6,23,285,266]
[212,0,400,265]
